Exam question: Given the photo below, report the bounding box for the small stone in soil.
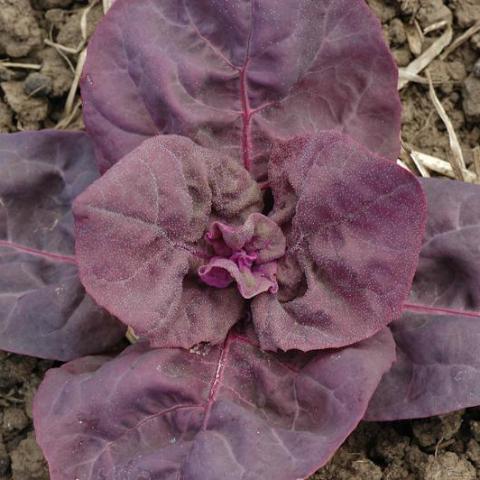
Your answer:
[0,435,10,476]
[473,59,480,78]
[466,439,480,468]
[36,0,74,8]
[389,18,407,46]
[472,33,480,52]
[0,0,43,58]
[0,99,13,133]
[10,433,49,480]
[425,452,476,480]
[463,74,480,119]
[0,67,25,83]
[451,0,480,28]
[1,81,48,129]
[24,73,52,97]
[416,0,452,29]
[470,420,480,442]
[39,48,73,97]
[0,353,36,389]
[3,407,29,434]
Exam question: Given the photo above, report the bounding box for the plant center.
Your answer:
[198,213,286,299]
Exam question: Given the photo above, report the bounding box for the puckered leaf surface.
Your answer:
[81,0,401,177]
[0,131,125,361]
[366,178,480,420]
[33,328,395,480]
[73,135,262,349]
[251,132,426,351]
[199,213,286,298]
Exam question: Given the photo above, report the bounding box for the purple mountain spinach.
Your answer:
[73,132,425,351]
[0,0,476,479]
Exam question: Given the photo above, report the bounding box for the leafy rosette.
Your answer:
[73,131,426,352]
[4,0,480,478]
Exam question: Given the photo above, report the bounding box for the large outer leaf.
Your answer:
[81,0,401,177]
[34,328,395,480]
[251,132,426,351]
[366,178,480,420]
[0,131,125,361]
[74,135,262,349]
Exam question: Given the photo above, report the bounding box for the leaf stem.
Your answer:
[0,239,77,265]
[403,302,480,319]
[202,333,232,430]
[240,63,253,172]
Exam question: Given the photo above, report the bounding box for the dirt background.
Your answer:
[0,0,479,478]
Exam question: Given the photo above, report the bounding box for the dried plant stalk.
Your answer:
[441,21,480,60]
[399,70,428,85]
[410,149,476,183]
[399,26,452,90]
[427,71,466,182]
[396,158,413,173]
[0,62,41,70]
[126,326,139,344]
[81,0,100,40]
[405,21,424,56]
[44,38,81,55]
[473,147,480,185]
[402,144,430,177]
[103,0,115,13]
[55,99,81,130]
[64,49,87,117]
[424,20,449,34]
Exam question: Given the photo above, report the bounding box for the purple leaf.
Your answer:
[366,178,480,420]
[33,328,395,480]
[366,311,480,421]
[0,131,125,361]
[409,178,480,311]
[73,135,262,349]
[251,132,426,351]
[81,0,401,177]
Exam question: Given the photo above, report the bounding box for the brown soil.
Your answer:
[0,0,479,479]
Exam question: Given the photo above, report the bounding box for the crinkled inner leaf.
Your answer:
[0,131,125,361]
[73,135,262,349]
[33,328,395,480]
[199,213,286,298]
[366,178,480,420]
[251,132,426,352]
[82,0,401,177]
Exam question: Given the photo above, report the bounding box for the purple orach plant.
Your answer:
[72,132,425,352]
[0,1,478,479]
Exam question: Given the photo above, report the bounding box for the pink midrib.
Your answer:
[240,61,253,171]
[402,302,480,319]
[189,4,274,173]
[0,239,77,265]
[239,10,255,172]
[201,333,232,430]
